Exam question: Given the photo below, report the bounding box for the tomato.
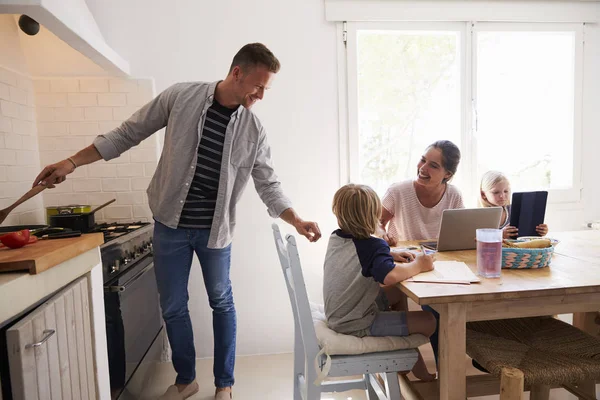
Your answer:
[0,229,31,249]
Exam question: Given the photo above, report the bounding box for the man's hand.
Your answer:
[32,159,75,187]
[293,220,321,243]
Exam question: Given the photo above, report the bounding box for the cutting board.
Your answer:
[0,233,104,274]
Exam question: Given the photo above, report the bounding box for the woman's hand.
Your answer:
[391,251,415,263]
[503,225,518,239]
[536,224,548,236]
[383,232,397,247]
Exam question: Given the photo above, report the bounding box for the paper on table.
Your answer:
[406,261,480,284]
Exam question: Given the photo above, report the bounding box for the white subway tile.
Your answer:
[21,135,37,151]
[0,83,9,101]
[88,164,117,178]
[130,148,157,163]
[144,162,157,177]
[27,92,35,107]
[109,79,138,93]
[117,164,144,177]
[104,205,133,219]
[33,80,51,93]
[1,214,20,225]
[72,178,101,192]
[38,122,68,136]
[133,205,151,219]
[0,149,17,165]
[84,107,113,121]
[99,121,122,133]
[19,105,35,121]
[0,115,11,133]
[126,92,152,106]
[9,87,28,105]
[54,137,87,151]
[69,121,99,136]
[38,137,57,150]
[98,93,126,107]
[11,120,35,136]
[55,107,85,122]
[4,133,21,149]
[17,77,33,93]
[7,166,37,182]
[42,192,63,206]
[102,178,131,192]
[68,93,98,107]
[36,107,55,122]
[69,165,87,179]
[79,79,109,93]
[107,152,130,164]
[16,150,35,166]
[0,182,22,199]
[131,177,151,191]
[88,192,117,207]
[59,193,89,205]
[112,106,139,121]
[45,180,73,193]
[0,100,19,118]
[36,93,67,107]
[0,133,4,148]
[39,150,71,166]
[117,192,145,205]
[50,79,79,93]
[0,69,17,87]
[0,166,6,181]
[19,209,45,225]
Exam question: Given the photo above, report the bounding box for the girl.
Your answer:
[479,170,548,239]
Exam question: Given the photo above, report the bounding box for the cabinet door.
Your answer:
[7,276,97,400]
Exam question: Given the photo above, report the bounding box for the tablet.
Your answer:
[509,191,548,237]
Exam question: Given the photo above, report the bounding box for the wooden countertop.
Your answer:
[0,233,104,274]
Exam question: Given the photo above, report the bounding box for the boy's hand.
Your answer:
[536,224,548,236]
[391,250,415,263]
[503,225,518,239]
[414,253,435,273]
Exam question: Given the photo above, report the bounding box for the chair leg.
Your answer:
[293,332,305,400]
[384,372,402,400]
[305,365,322,400]
[530,384,550,400]
[366,374,380,400]
[500,368,524,400]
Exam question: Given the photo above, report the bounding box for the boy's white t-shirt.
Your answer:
[382,180,464,241]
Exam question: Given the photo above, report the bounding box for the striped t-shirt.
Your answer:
[178,99,237,229]
[382,179,464,241]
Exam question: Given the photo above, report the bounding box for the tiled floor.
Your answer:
[141,345,596,399]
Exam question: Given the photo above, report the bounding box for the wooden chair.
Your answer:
[467,316,600,400]
[272,223,423,400]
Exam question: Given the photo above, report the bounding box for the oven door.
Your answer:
[104,255,162,399]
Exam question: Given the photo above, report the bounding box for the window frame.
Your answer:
[341,20,584,205]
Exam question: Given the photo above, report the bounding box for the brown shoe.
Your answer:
[159,381,199,400]
[215,387,232,400]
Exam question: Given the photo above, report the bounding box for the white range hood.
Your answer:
[0,0,130,76]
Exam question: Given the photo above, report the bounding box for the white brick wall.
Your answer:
[35,77,158,223]
[0,67,45,226]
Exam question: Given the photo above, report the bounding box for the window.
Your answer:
[344,22,583,204]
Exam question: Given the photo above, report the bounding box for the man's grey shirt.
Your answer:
[93,81,292,248]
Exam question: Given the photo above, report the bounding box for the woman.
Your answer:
[379,140,464,246]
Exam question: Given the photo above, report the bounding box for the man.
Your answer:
[32,43,321,400]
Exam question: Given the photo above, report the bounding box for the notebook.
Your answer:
[405,261,480,284]
[509,191,548,237]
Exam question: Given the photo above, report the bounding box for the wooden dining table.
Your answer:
[395,230,600,400]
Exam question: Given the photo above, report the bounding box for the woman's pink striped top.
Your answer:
[382,180,464,241]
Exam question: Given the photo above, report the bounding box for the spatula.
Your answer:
[0,185,47,225]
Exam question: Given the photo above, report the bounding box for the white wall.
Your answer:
[85,0,600,359]
[0,14,45,226]
[86,0,340,357]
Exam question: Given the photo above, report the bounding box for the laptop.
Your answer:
[422,207,503,252]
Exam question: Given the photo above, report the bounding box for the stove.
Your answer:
[95,222,163,400]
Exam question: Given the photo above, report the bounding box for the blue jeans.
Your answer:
[422,305,440,365]
[153,221,236,388]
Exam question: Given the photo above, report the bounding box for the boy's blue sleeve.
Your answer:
[353,237,396,284]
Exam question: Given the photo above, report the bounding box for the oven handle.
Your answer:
[107,263,154,292]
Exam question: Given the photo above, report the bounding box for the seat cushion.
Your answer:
[467,316,600,385]
[310,303,428,356]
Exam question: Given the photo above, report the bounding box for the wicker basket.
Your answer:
[501,246,554,269]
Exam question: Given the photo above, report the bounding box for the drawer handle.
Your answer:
[25,329,56,349]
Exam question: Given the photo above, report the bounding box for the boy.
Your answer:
[324,184,436,381]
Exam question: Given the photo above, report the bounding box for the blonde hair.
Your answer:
[332,184,381,239]
[479,170,510,207]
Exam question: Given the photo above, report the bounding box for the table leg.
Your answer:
[573,312,597,399]
[438,303,467,400]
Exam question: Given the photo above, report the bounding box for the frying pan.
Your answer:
[49,199,115,233]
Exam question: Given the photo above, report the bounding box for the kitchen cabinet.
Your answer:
[7,276,97,399]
